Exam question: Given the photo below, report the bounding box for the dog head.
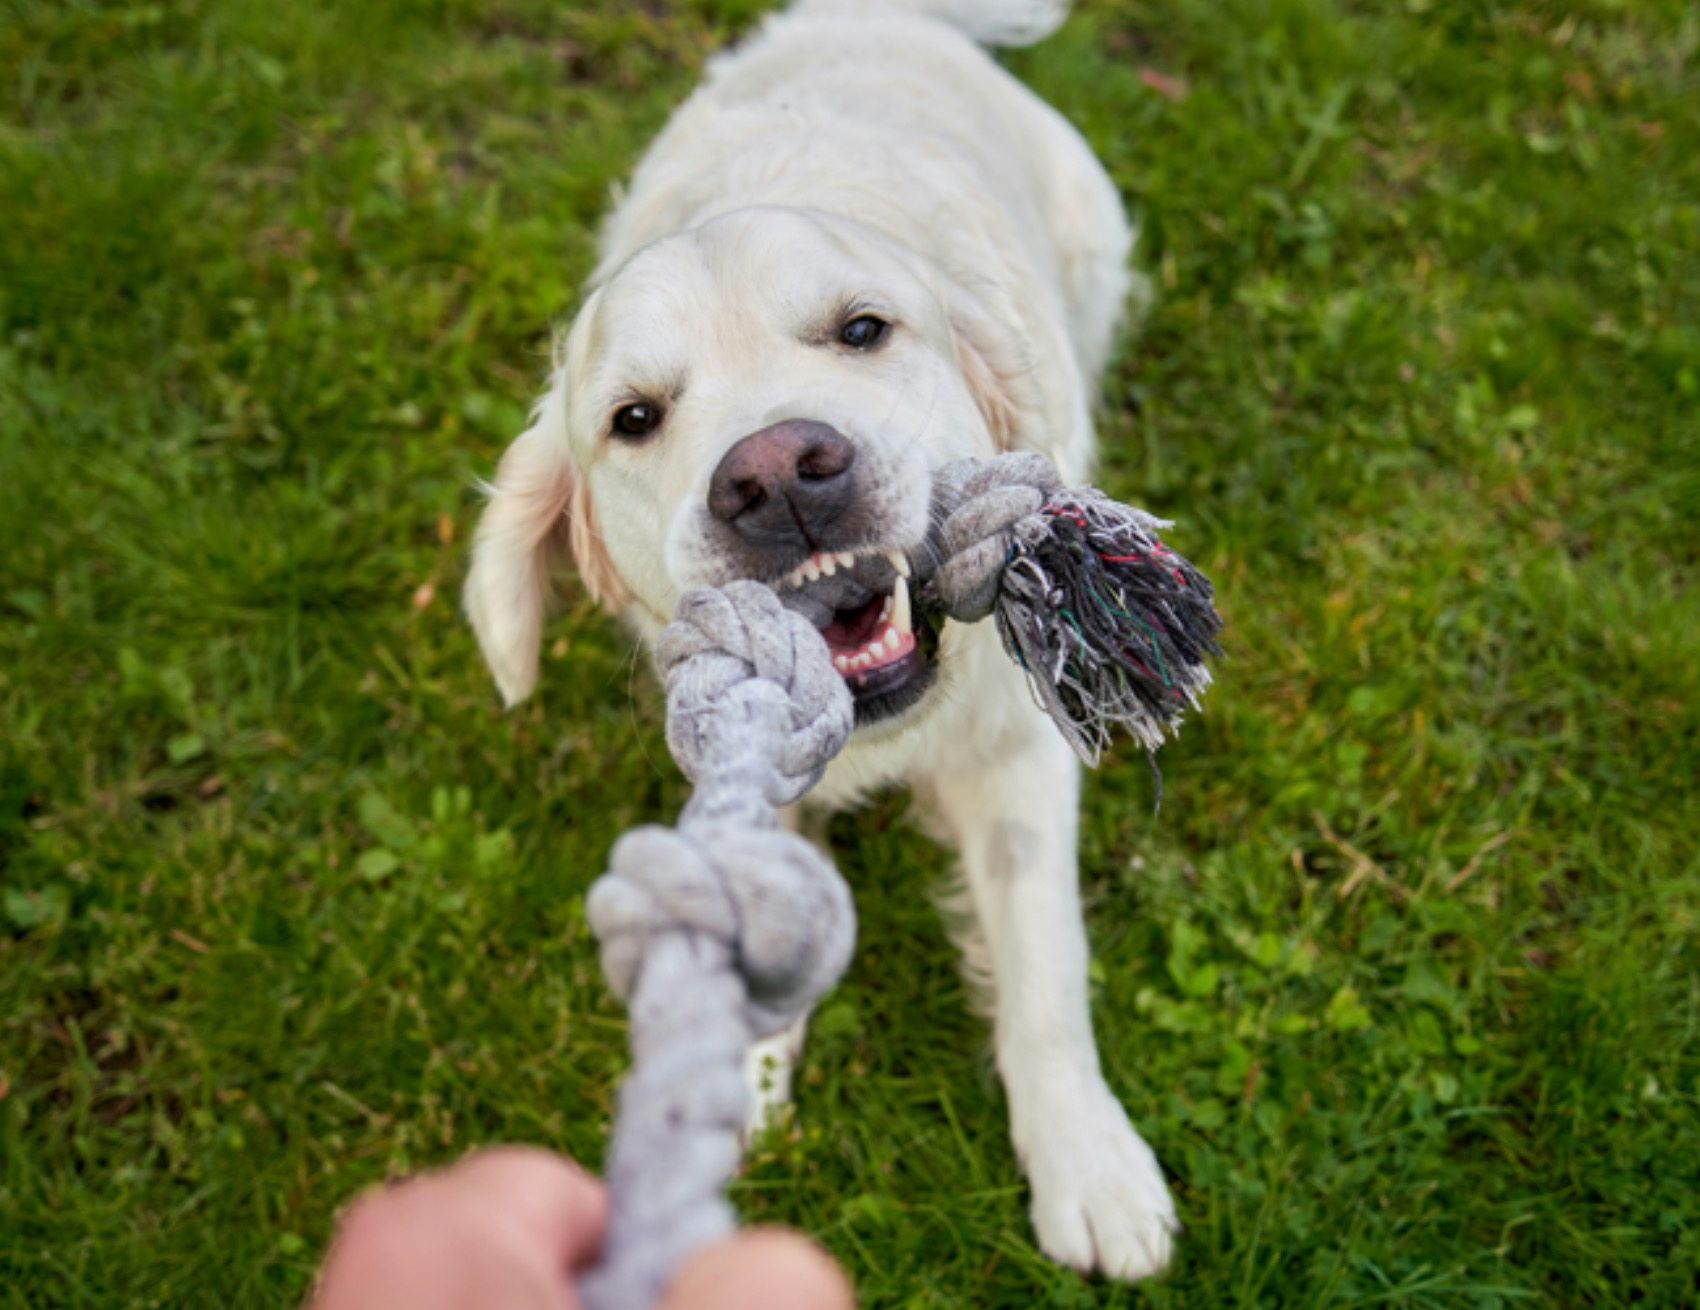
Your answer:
[464,207,1043,727]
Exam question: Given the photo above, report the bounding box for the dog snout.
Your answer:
[707,420,858,549]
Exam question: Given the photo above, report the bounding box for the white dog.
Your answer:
[464,0,1178,1280]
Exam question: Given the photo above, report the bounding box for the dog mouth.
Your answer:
[768,548,941,725]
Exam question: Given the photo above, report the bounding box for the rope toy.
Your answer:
[922,453,1224,771]
[575,454,1221,1309]
[580,583,856,1310]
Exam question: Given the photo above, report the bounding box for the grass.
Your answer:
[1,0,1697,1305]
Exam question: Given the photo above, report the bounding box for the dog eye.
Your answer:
[839,315,889,350]
[611,402,663,439]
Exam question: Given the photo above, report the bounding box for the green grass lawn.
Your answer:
[2,0,1697,1304]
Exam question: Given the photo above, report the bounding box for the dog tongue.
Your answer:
[821,596,883,653]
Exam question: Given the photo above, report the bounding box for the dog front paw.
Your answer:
[1021,1088,1178,1281]
[741,1014,813,1145]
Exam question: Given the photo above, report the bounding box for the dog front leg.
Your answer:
[933,725,1178,1281]
[738,800,833,1141]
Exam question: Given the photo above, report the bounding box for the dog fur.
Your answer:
[463,0,1178,1280]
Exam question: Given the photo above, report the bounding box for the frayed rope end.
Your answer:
[992,490,1224,779]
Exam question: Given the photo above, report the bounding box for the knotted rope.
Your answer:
[571,456,1221,1308]
[923,453,1223,771]
[579,582,855,1310]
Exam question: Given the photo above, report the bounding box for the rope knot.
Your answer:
[587,822,855,1042]
[657,580,853,807]
[929,452,1064,622]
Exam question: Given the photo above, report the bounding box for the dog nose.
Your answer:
[707,420,857,546]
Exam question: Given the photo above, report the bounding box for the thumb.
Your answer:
[657,1229,852,1310]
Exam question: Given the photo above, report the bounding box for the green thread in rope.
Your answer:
[1081,580,1173,688]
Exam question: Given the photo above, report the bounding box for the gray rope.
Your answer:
[923,452,1221,766]
[579,581,855,1310]
[572,460,1218,1307]
[926,452,1064,623]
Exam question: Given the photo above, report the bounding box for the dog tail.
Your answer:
[790,0,1070,47]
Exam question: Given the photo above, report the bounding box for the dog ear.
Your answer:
[947,275,1095,480]
[566,473,629,611]
[463,407,629,707]
[948,282,1034,454]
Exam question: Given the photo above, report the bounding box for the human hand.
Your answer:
[308,1146,852,1310]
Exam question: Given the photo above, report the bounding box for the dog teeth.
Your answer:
[891,574,911,635]
[782,547,913,592]
[828,611,919,683]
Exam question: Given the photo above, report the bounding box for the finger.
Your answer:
[657,1229,853,1310]
[450,1147,610,1274]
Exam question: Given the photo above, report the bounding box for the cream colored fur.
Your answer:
[464,0,1177,1280]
